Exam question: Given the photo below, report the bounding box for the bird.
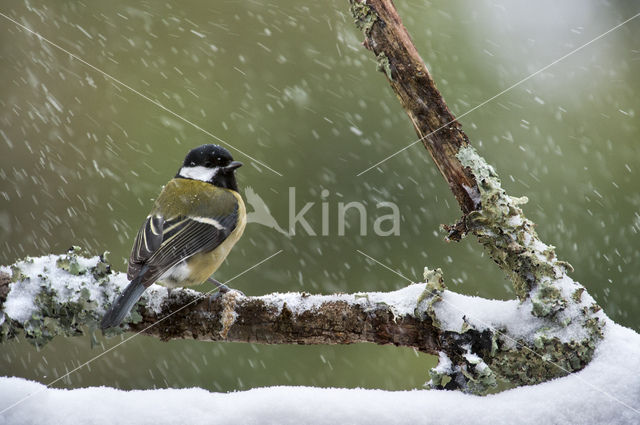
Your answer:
[100,144,246,329]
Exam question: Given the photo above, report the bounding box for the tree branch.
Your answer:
[3,252,492,387]
[346,0,606,389]
[0,253,440,351]
[0,248,604,393]
[349,0,479,214]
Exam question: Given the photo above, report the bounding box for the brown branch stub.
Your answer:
[442,218,468,242]
[349,0,479,214]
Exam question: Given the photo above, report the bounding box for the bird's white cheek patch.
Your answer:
[178,166,218,182]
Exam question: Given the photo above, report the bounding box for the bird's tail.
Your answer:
[100,267,148,330]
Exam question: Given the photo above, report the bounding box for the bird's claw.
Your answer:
[207,285,245,310]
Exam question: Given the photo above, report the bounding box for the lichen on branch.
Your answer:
[0,247,167,346]
[436,146,604,386]
[0,249,441,352]
[0,249,608,394]
[415,266,605,391]
[346,0,606,389]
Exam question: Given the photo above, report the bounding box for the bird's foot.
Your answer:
[207,291,222,309]
[207,278,245,297]
[207,278,245,309]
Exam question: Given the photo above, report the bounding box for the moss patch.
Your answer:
[457,145,572,315]
[349,0,378,36]
[415,267,445,326]
[489,324,601,385]
[2,247,114,346]
[376,52,393,80]
[452,145,604,387]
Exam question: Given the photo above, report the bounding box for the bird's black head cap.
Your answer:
[176,144,242,191]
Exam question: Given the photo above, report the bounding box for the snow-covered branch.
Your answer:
[0,249,438,351]
[0,249,636,418]
[1,247,607,393]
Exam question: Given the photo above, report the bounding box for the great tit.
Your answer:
[100,144,246,329]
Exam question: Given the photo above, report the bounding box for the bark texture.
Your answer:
[0,257,482,366]
[350,0,479,214]
[130,290,442,351]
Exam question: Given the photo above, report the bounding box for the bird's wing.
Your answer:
[128,214,164,280]
[127,180,239,285]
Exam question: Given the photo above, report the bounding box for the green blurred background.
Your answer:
[1,0,638,391]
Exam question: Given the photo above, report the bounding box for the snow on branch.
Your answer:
[0,248,438,351]
[0,247,607,394]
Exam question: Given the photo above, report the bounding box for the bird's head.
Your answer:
[176,144,242,191]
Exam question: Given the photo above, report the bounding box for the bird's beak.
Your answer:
[226,161,243,171]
